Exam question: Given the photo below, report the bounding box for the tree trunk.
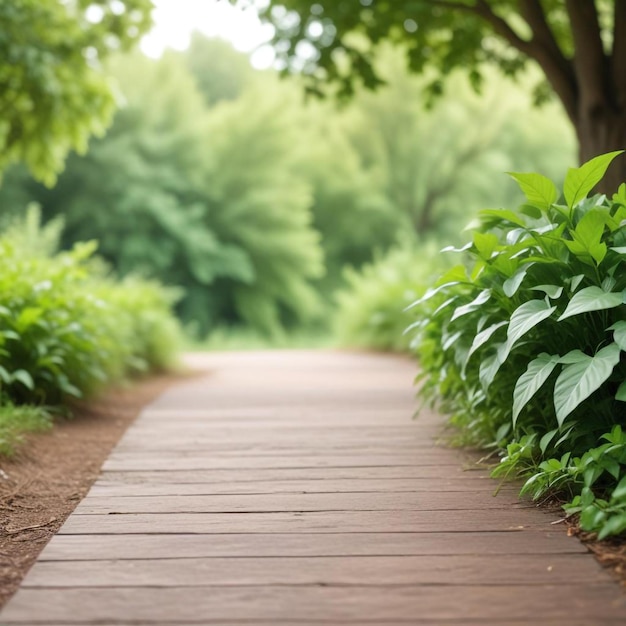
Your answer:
[576,109,626,195]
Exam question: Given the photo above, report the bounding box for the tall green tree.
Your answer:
[202,83,325,333]
[7,51,324,337]
[0,0,153,185]
[245,1,626,189]
[180,37,402,286]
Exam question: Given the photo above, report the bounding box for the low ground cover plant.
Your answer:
[410,151,626,538]
[0,209,181,455]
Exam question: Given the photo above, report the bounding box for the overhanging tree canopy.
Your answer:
[247,0,626,189]
[0,0,153,185]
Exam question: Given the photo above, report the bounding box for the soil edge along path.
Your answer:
[0,373,182,609]
[2,351,625,624]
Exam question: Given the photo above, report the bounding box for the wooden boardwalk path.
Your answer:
[2,350,625,624]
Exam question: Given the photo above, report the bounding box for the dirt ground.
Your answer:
[0,371,624,609]
[0,373,182,608]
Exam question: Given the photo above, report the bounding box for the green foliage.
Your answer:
[341,50,575,241]
[8,51,325,337]
[249,1,626,190]
[334,242,443,352]
[201,84,325,335]
[0,38,575,338]
[0,206,181,407]
[411,151,626,538]
[0,0,153,184]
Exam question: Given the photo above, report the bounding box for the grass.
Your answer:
[0,404,52,457]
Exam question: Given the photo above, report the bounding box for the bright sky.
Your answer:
[140,0,276,68]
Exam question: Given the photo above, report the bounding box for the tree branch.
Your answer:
[430,0,532,54]
[565,0,607,111]
[427,0,577,122]
[518,0,577,122]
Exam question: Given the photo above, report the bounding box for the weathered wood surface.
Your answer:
[2,350,624,625]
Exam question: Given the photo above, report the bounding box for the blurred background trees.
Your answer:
[0,2,577,343]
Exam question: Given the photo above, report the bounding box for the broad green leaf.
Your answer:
[503,264,532,297]
[473,232,499,260]
[611,475,626,500]
[558,286,624,321]
[499,299,557,363]
[519,204,542,219]
[565,210,608,264]
[531,284,563,299]
[436,265,469,285]
[564,151,624,209]
[479,352,502,392]
[467,320,508,361]
[554,343,620,425]
[570,274,585,292]
[508,172,558,211]
[0,365,11,384]
[12,369,34,390]
[442,330,463,351]
[609,321,626,351]
[539,428,558,454]
[450,289,491,322]
[513,353,561,425]
[559,349,588,364]
[598,514,626,540]
[610,246,626,254]
[478,208,526,228]
[602,275,617,292]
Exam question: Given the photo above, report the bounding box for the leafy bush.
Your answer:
[334,242,443,351]
[410,151,626,538]
[0,208,182,408]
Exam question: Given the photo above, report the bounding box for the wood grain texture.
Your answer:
[37,531,587,561]
[23,554,603,587]
[57,510,555,534]
[3,585,625,622]
[2,350,623,625]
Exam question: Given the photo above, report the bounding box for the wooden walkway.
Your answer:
[2,350,625,624]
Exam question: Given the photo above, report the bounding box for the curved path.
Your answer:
[2,350,625,624]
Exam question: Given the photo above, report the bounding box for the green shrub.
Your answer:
[0,208,182,407]
[334,242,444,352]
[410,151,626,538]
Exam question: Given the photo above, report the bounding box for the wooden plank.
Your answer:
[58,510,558,534]
[102,453,471,472]
[112,444,462,455]
[86,478,518,497]
[137,405,419,419]
[97,466,492,483]
[22,554,602,588]
[32,622,626,626]
[38,531,587,561]
[114,436,446,449]
[73,491,531,515]
[3,585,625,623]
